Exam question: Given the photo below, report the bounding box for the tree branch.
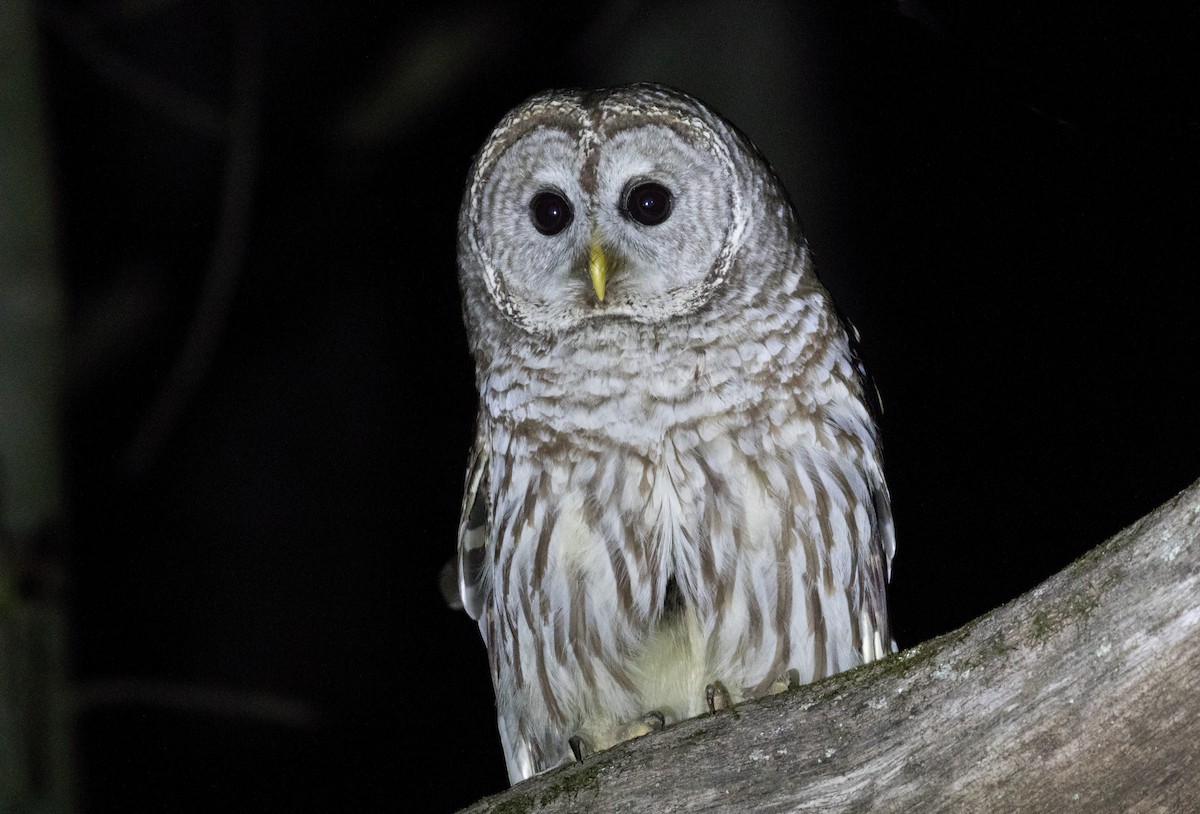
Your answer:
[458,476,1200,813]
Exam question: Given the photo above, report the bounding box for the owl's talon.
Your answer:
[569,734,593,764]
[569,710,660,762]
[706,681,731,715]
[611,709,664,741]
[640,710,666,732]
[575,709,665,761]
[768,669,799,695]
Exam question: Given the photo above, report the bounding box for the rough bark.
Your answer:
[458,477,1200,813]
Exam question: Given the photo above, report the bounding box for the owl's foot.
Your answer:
[705,681,732,715]
[766,669,799,695]
[569,710,665,763]
[608,710,666,745]
[744,669,800,700]
[568,734,592,764]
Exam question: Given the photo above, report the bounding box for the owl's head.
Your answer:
[459,84,795,335]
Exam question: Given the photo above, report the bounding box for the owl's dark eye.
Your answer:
[529,191,573,235]
[624,182,673,226]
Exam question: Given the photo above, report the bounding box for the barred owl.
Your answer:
[456,83,895,784]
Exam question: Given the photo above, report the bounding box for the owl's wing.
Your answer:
[838,316,897,658]
[841,314,885,424]
[456,425,491,621]
[860,482,898,660]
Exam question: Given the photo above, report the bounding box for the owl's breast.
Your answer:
[486,339,782,461]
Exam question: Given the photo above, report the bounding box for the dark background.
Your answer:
[30,0,1199,810]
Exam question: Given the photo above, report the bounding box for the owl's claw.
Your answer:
[766,669,798,695]
[570,709,665,763]
[569,734,593,764]
[705,681,732,715]
[740,668,799,702]
[636,710,666,733]
[610,710,665,742]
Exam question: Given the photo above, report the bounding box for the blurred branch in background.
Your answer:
[104,6,263,481]
[41,0,226,139]
[0,0,73,810]
[42,0,261,480]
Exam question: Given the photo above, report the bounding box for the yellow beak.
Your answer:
[588,233,607,302]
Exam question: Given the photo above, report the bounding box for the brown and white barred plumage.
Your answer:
[457,84,895,783]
